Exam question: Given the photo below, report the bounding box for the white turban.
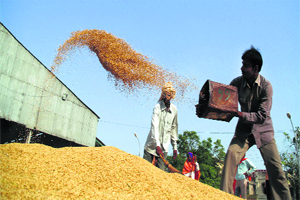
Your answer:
[159,81,176,101]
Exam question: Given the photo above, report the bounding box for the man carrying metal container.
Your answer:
[219,46,291,200]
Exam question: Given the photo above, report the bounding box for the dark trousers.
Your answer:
[265,180,273,200]
[234,179,247,199]
[143,149,166,171]
[220,136,291,200]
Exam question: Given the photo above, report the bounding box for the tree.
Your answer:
[167,131,225,189]
[281,126,300,200]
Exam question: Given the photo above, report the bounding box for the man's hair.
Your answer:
[242,46,263,72]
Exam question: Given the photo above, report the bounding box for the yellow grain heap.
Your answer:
[0,143,240,200]
[51,29,196,96]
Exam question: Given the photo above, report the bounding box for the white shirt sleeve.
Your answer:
[151,105,161,147]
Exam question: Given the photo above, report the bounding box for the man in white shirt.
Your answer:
[234,155,256,199]
[143,82,178,171]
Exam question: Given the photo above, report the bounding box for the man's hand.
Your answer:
[244,172,250,178]
[156,146,164,159]
[173,150,177,160]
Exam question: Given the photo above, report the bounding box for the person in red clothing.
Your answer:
[182,152,201,180]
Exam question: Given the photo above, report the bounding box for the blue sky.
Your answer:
[1,0,299,169]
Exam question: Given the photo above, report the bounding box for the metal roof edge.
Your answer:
[0,22,100,119]
[96,137,106,146]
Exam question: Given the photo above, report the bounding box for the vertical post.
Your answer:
[25,129,33,143]
[287,113,300,199]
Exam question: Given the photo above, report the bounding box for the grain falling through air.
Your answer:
[0,143,241,200]
[51,29,197,100]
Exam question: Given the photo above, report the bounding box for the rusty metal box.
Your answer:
[196,79,238,122]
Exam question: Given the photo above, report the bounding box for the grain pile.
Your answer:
[51,29,196,97]
[0,143,240,200]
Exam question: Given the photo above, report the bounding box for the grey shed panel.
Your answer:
[0,23,100,147]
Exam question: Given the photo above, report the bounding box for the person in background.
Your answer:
[143,82,178,171]
[234,155,256,199]
[182,152,201,180]
[219,46,291,200]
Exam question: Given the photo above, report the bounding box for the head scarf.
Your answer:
[182,152,201,180]
[240,154,246,163]
[159,81,176,101]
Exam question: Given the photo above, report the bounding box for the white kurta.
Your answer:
[144,100,178,156]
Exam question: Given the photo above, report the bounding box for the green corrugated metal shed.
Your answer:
[0,22,100,147]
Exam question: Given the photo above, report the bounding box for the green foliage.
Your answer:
[167,131,225,189]
[280,126,300,200]
[177,131,200,154]
[199,164,220,188]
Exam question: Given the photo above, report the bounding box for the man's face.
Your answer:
[164,92,173,101]
[241,60,256,81]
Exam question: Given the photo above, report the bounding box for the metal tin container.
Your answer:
[196,79,238,122]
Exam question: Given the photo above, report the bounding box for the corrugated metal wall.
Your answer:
[0,23,99,147]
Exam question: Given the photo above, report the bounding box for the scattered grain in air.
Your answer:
[0,143,241,200]
[50,29,197,101]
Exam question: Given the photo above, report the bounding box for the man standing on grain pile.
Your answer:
[220,46,291,200]
[143,82,178,171]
